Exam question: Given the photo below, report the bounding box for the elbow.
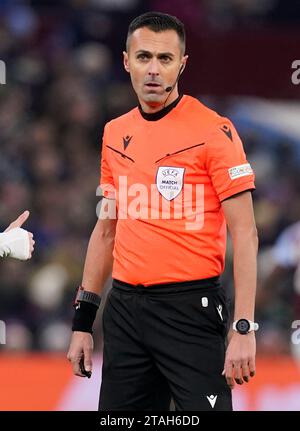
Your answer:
[231,224,259,251]
[100,228,116,244]
[100,231,115,245]
[96,219,116,243]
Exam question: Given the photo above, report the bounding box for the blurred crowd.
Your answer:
[0,1,300,355]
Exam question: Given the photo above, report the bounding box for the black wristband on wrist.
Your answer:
[72,301,99,334]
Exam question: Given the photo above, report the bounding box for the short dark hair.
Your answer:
[126,11,186,54]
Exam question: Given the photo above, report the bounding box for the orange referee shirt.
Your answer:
[100,95,255,286]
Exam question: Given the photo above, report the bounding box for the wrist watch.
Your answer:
[73,285,101,308]
[232,319,259,334]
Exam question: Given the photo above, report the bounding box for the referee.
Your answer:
[67,12,259,411]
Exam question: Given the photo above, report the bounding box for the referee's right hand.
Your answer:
[67,331,94,378]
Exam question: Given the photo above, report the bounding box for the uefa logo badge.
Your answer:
[156,166,185,201]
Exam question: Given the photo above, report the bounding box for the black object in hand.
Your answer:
[79,357,92,378]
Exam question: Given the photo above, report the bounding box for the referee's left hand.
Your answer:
[222,331,256,389]
[67,331,94,378]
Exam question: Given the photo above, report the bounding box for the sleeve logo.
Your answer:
[228,163,253,180]
[220,124,233,142]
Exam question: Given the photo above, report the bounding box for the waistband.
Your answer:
[112,276,220,295]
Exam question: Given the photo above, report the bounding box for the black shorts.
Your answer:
[99,277,232,411]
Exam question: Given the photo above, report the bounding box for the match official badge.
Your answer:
[156,166,185,201]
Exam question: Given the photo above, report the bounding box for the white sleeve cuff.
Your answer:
[0,228,30,260]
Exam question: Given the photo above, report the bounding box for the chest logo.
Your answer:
[156,166,185,201]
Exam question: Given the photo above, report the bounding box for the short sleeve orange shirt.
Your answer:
[100,95,255,286]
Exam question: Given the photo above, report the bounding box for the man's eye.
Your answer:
[137,54,149,60]
[160,56,171,62]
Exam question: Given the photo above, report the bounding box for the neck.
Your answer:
[139,88,179,114]
[138,94,183,121]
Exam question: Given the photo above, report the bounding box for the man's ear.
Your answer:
[180,55,189,74]
[123,51,130,73]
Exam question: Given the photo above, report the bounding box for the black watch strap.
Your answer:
[74,286,101,308]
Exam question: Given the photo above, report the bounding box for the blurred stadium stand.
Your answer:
[1,0,300,410]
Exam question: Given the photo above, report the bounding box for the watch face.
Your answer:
[236,319,250,334]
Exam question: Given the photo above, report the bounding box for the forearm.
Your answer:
[81,219,116,296]
[231,226,258,321]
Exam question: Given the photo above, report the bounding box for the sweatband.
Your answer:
[72,287,101,333]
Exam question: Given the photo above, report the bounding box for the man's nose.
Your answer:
[147,59,160,76]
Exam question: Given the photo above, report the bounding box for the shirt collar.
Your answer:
[138,94,183,121]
